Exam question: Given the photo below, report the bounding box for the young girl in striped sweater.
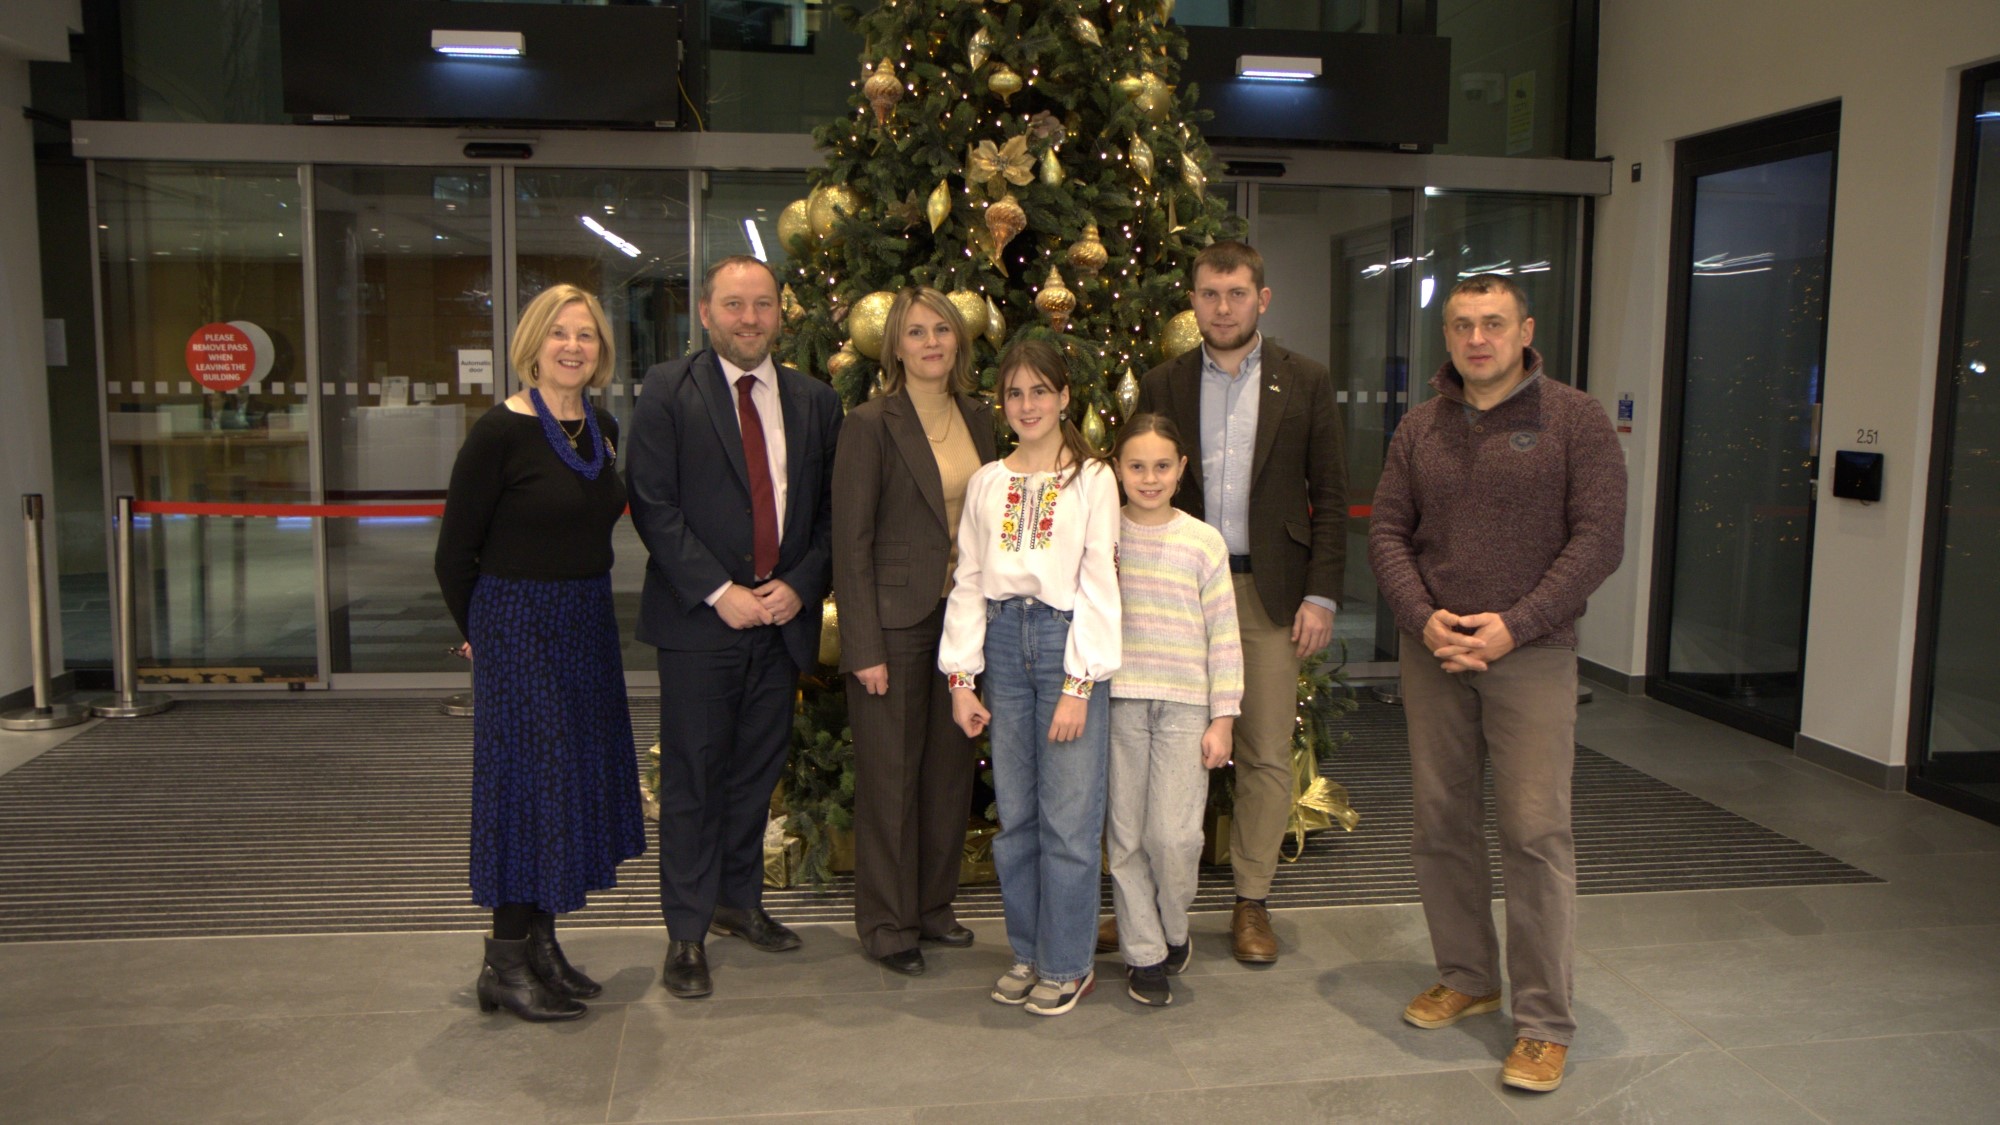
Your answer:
[1104,413,1243,1006]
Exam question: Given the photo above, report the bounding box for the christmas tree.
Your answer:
[773,0,1240,427]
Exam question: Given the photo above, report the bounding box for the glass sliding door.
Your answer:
[96,162,318,683]
[314,165,500,676]
[1650,105,1840,741]
[510,168,695,676]
[1251,186,1408,667]
[1911,64,2000,823]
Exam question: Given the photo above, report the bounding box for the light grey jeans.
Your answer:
[1106,697,1212,967]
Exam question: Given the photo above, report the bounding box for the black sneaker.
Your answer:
[1127,962,1172,1006]
[1163,941,1192,975]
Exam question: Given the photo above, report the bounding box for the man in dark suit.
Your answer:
[626,255,842,998]
[1134,240,1347,965]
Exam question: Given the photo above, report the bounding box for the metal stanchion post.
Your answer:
[93,496,173,719]
[441,673,474,718]
[2,495,91,731]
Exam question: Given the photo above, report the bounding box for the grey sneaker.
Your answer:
[1127,962,1172,1006]
[1024,968,1095,1016]
[991,962,1036,1005]
[1162,941,1192,975]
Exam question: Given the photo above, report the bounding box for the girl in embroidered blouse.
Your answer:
[939,336,1120,1017]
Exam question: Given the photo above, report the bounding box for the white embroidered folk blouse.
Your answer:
[938,458,1121,699]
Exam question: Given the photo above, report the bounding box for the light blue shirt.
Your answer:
[1199,334,1339,614]
[1199,335,1263,557]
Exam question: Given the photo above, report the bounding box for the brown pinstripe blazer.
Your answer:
[830,389,998,672]
[1136,340,1348,625]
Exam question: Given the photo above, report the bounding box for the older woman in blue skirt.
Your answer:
[435,283,646,1022]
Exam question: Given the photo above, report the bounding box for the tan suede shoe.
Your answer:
[1403,982,1503,1029]
[1501,1038,1568,1092]
[1230,900,1277,963]
[1095,915,1118,954]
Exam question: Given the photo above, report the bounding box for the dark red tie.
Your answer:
[735,374,780,580]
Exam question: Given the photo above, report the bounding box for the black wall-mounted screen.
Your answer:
[280,0,679,129]
[1181,27,1450,149]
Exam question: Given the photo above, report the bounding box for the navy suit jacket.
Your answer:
[626,348,843,672]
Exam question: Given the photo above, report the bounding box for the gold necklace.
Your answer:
[918,402,955,444]
[557,415,585,448]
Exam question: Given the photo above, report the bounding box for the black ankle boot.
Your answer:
[527,912,603,999]
[477,936,586,1021]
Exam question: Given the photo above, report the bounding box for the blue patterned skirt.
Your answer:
[467,573,646,913]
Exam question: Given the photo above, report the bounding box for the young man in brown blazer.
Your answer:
[1131,241,1348,964]
[831,288,998,975]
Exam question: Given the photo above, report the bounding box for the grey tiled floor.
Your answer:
[3,689,1997,1123]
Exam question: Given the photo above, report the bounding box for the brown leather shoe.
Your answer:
[1501,1038,1568,1092]
[1095,916,1119,954]
[1403,982,1503,1029]
[1230,900,1277,963]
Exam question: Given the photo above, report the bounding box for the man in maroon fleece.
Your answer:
[1368,275,1625,1094]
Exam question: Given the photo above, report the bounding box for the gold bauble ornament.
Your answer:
[987,64,1023,104]
[968,26,993,72]
[927,180,951,232]
[849,290,898,361]
[1035,267,1077,333]
[983,193,1028,263]
[1073,17,1102,48]
[1116,366,1140,417]
[828,343,862,381]
[1081,408,1107,453]
[818,593,841,667]
[1066,221,1108,278]
[1040,148,1064,187]
[781,284,805,325]
[777,199,814,256]
[1160,309,1201,361]
[808,184,860,244]
[1129,134,1154,185]
[984,294,1007,348]
[1135,73,1173,122]
[947,290,989,340]
[1113,73,1144,102]
[864,58,903,124]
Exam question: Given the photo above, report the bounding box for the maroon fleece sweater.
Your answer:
[1369,349,1626,649]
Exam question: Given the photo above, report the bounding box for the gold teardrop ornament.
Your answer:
[828,343,862,381]
[864,58,903,124]
[983,193,1028,264]
[1040,147,1064,187]
[781,284,805,325]
[1129,135,1154,185]
[968,26,993,72]
[1066,220,1108,278]
[927,180,951,233]
[987,64,1024,105]
[1081,407,1107,453]
[985,294,1007,348]
[1035,267,1077,333]
[1073,17,1102,48]
[1116,366,1140,417]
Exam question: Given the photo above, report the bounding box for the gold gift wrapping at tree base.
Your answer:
[763,816,807,888]
[960,823,999,885]
[1202,808,1232,866]
[828,826,857,873]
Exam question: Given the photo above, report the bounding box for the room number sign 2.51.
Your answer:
[1855,428,1880,444]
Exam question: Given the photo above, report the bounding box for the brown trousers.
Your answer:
[1400,638,1578,1046]
[847,601,975,958]
[1228,574,1304,900]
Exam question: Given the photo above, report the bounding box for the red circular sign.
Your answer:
[185,323,257,391]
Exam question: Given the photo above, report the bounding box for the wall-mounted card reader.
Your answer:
[1831,450,1884,502]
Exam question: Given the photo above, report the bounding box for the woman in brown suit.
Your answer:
[832,287,998,975]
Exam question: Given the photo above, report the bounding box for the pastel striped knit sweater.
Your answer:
[1109,509,1244,719]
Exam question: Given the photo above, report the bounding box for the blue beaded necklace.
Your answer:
[530,387,606,480]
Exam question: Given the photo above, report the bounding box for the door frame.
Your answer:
[1645,101,1842,744]
[1905,61,2000,825]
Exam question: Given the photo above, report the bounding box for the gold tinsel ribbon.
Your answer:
[1281,745,1359,861]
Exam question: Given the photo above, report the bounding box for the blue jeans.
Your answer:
[982,597,1110,982]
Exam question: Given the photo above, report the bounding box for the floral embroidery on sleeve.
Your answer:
[1061,675,1094,699]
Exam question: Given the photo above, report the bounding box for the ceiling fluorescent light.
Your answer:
[579,215,642,258]
[1237,55,1321,82]
[432,30,525,58]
